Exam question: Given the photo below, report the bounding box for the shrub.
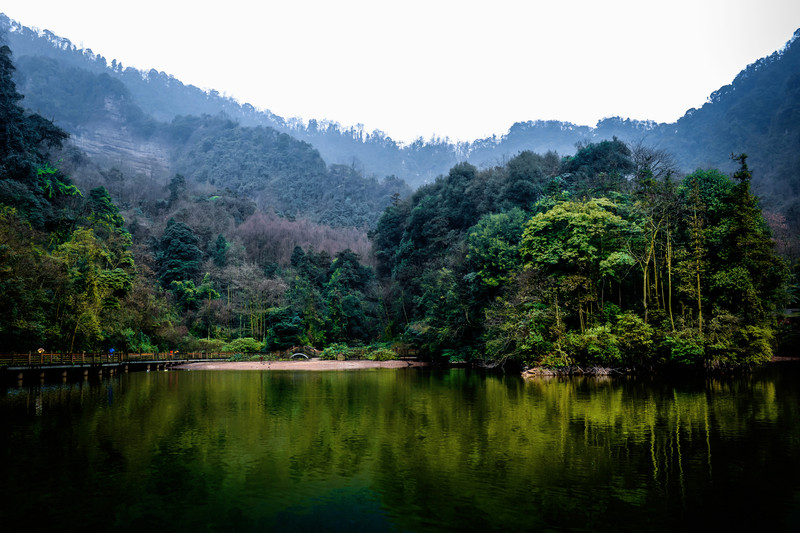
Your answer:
[224,337,263,353]
[196,338,226,354]
[320,342,397,361]
[568,326,622,365]
[320,343,349,360]
[368,347,397,361]
[662,332,705,365]
[442,349,465,363]
[735,325,774,365]
[613,312,654,365]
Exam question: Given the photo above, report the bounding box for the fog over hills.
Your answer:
[2,14,800,229]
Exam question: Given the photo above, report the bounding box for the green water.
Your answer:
[2,366,800,532]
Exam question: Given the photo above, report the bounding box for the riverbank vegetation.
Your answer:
[0,42,794,370]
[371,141,792,369]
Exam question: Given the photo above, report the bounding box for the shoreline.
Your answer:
[173,355,799,374]
[171,359,429,371]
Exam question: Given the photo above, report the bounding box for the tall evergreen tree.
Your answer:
[157,218,203,288]
[712,155,787,321]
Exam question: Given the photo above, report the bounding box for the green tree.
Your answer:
[521,198,636,331]
[561,138,634,196]
[53,228,133,351]
[0,206,64,349]
[0,44,72,227]
[498,151,552,210]
[213,234,229,268]
[264,307,303,351]
[713,155,787,321]
[465,208,527,292]
[167,173,187,204]
[157,218,203,289]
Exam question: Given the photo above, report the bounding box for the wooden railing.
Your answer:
[0,351,231,367]
[1,345,421,368]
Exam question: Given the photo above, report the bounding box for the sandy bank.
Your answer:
[172,359,428,371]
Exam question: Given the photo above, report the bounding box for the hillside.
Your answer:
[2,18,409,230]
[0,14,455,186]
[2,13,800,231]
[0,23,794,364]
[4,15,798,216]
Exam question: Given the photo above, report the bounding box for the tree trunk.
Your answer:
[666,229,675,331]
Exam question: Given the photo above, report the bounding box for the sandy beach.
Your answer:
[171,359,429,371]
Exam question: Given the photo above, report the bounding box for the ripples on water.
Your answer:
[2,366,799,532]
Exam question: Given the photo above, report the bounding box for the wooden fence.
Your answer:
[0,351,229,368]
[0,344,421,368]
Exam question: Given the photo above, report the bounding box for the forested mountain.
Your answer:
[3,12,799,224]
[0,40,388,354]
[0,14,796,365]
[0,14,457,187]
[3,23,408,230]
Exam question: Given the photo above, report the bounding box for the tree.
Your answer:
[213,234,229,268]
[323,250,376,342]
[712,155,787,321]
[465,208,527,292]
[561,138,634,196]
[498,151,552,210]
[521,198,636,331]
[157,219,202,288]
[88,186,126,231]
[167,174,187,204]
[0,44,72,227]
[53,228,133,351]
[0,206,65,350]
[631,142,679,182]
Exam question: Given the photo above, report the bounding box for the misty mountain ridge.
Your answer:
[2,14,799,228]
[0,13,670,183]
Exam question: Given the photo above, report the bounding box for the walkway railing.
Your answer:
[1,344,421,368]
[0,351,231,368]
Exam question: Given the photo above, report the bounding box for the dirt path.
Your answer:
[171,359,428,371]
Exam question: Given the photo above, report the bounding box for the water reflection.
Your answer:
[1,366,799,531]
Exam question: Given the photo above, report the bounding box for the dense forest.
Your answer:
[0,41,389,356]
[371,142,791,368]
[0,17,797,369]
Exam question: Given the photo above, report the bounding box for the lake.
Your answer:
[2,365,799,532]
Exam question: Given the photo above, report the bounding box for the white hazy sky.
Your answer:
[2,1,800,143]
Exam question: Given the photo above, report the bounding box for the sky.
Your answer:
[2,1,800,144]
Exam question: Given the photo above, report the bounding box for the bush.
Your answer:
[567,326,621,365]
[196,338,226,354]
[367,347,396,361]
[442,349,465,363]
[735,325,774,365]
[224,337,263,353]
[613,312,654,365]
[320,342,397,361]
[320,343,350,360]
[662,332,705,365]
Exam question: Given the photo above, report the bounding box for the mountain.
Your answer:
[659,29,800,223]
[466,28,800,226]
[2,14,799,229]
[1,14,409,229]
[0,14,456,186]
